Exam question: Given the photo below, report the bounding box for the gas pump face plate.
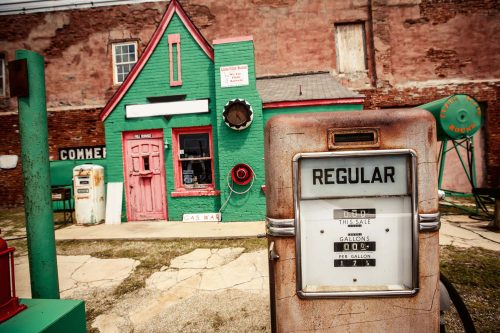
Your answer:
[293,149,419,298]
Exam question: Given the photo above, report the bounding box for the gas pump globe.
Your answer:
[0,231,27,323]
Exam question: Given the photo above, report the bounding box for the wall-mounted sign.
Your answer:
[134,133,152,139]
[183,213,221,222]
[294,149,418,298]
[125,99,209,118]
[59,145,106,160]
[220,65,249,88]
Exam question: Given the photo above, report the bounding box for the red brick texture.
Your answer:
[0,109,104,206]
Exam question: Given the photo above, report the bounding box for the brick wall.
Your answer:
[0,0,498,207]
[360,81,499,189]
[0,108,104,206]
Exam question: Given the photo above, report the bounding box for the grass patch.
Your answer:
[440,246,499,332]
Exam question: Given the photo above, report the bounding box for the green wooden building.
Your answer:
[99,0,364,222]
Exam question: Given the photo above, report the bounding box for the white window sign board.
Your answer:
[220,65,249,88]
[294,150,418,298]
[126,99,209,119]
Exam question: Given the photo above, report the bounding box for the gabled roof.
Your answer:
[256,72,365,109]
[99,0,213,121]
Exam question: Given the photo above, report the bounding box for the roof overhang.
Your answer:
[263,98,365,109]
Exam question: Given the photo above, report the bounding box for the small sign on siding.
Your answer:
[220,65,249,88]
[183,213,221,222]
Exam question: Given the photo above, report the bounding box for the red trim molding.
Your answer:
[171,190,220,197]
[213,35,254,45]
[168,34,182,86]
[263,98,365,109]
[171,125,217,196]
[99,0,213,122]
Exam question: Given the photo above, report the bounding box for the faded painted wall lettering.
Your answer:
[59,146,106,160]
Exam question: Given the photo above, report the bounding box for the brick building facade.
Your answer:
[0,0,498,207]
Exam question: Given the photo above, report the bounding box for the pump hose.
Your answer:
[440,272,477,333]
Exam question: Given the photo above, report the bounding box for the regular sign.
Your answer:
[294,149,418,298]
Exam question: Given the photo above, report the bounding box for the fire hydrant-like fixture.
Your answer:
[0,231,27,323]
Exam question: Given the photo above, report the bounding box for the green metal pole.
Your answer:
[468,137,477,188]
[452,140,472,185]
[16,50,60,299]
[438,140,447,189]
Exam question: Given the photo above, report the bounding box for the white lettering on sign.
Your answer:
[300,155,408,199]
[183,213,221,223]
[59,146,106,160]
[220,65,249,88]
[134,134,152,139]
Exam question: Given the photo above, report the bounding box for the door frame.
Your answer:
[122,129,167,221]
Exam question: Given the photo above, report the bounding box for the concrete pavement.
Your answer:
[55,221,266,240]
[53,217,500,252]
[440,215,500,251]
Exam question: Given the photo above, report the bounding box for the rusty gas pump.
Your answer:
[265,109,441,332]
[0,231,26,323]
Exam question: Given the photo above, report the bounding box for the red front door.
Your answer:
[123,130,167,221]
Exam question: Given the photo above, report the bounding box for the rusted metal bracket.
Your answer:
[269,241,280,261]
[419,212,441,232]
[266,217,295,237]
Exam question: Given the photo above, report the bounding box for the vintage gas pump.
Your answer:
[265,109,440,332]
[0,232,27,323]
[73,164,105,225]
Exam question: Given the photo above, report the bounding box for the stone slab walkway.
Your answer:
[91,248,268,333]
[15,255,140,298]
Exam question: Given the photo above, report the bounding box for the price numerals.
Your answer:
[334,241,376,252]
[334,259,376,267]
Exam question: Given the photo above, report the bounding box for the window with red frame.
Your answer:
[173,126,215,191]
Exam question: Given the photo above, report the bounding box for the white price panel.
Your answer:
[294,150,418,298]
